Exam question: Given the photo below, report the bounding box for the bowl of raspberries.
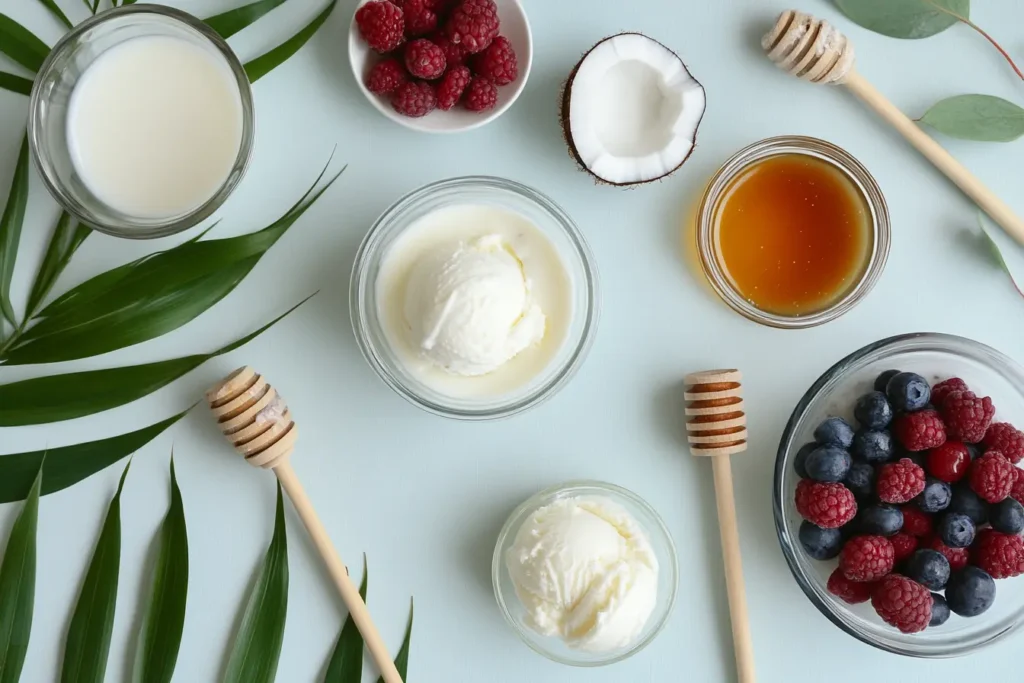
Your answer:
[775,333,1024,656]
[350,0,531,131]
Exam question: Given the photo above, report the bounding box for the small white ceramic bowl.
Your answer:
[348,0,532,133]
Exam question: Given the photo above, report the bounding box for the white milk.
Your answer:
[67,35,243,219]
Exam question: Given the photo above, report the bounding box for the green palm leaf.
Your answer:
[323,555,367,682]
[205,0,289,39]
[61,462,131,683]
[244,0,337,83]
[33,0,73,29]
[132,458,188,683]
[0,136,29,327]
[25,212,90,319]
[0,72,32,96]
[0,14,49,72]
[223,484,288,683]
[0,459,43,683]
[378,599,413,683]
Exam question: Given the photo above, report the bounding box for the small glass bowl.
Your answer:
[492,481,679,666]
[696,136,890,329]
[28,5,255,239]
[349,176,599,420]
[775,333,1024,657]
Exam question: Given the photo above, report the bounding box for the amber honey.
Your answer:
[712,153,872,317]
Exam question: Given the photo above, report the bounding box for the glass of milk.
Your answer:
[28,5,255,239]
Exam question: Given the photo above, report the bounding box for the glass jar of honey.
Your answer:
[696,136,890,328]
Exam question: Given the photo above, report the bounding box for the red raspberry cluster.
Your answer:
[355,0,519,118]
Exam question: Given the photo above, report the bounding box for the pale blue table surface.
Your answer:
[2,0,1024,681]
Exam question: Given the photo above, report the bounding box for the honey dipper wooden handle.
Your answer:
[274,463,403,683]
[843,70,1024,247]
[711,455,755,683]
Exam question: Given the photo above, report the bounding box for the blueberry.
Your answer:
[859,504,903,536]
[946,566,996,617]
[990,498,1024,535]
[938,512,976,548]
[793,442,816,479]
[874,369,901,393]
[929,593,950,627]
[798,521,844,560]
[851,430,894,463]
[905,549,951,590]
[804,445,852,483]
[814,417,856,448]
[854,392,894,431]
[844,461,876,499]
[916,478,952,513]
[886,372,931,412]
[949,483,989,526]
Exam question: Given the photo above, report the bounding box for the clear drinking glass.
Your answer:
[28,5,255,239]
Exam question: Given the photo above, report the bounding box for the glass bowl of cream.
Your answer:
[28,4,255,239]
[350,176,599,420]
[492,481,679,666]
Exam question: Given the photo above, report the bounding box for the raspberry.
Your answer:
[893,409,946,452]
[1011,467,1024,505]
[356,1,406,53]
[463,76,497,111]
[445,0,499,53]
[926,441,971,483]
[983,423,1024,464]
[891,532,919,563]
[941,391,995,444]
[969,451,1015,503]
[402,0,437,36]
[900,506,934,537]
[827,568,875,604]
[390,80,437,117]
[430,30,467,66]
[932,378,969,407]
[871,575,933,634]
[972,529,1024,579]
[435,65,471,110]
[470,35,517,85]
[795,479,814,518]
[876,458,926,504]
[404,38,446,79]
[840,535,895,582]
[924,534,969,571]
[799,482,857,529]
[365,58,409,95]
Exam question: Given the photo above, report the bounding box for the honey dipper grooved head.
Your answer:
[684,369,748,457]
[206,367,297,469]
[762,10,855,84]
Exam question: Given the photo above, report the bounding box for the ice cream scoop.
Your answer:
[403,234,546,376]
[505,496,658,652]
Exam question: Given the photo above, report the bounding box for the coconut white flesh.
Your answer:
[568,34,706,185]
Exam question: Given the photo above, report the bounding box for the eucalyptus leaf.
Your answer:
[0,136,29,327]
[25,212,89,319]
[0,459,43,683]
[979,214,1024,299]
[34,0,74,29]
[0,409,187,504]
[0,14,50,72]
[223,484,288,683]
[205,0,289,39]
[919,94,1024,142]
[377,599,413,683]
[244,0,337,83]
[132,458,188,683]
[834,0,968,39]
[61,462,131,683]
[323,555,367,683]
[0,294,312,425]
[0,72,32,96]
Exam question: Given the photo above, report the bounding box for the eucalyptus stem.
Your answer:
[925,0,1024,82]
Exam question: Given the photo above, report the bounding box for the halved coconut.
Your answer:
[561,33,706,186]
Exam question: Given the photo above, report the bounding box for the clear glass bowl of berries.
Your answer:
[775,333,1024,657]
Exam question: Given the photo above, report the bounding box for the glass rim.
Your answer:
[349,175,600,421]
[696,135,891,329]
[491,480,679,667]
[774,332,1024,657]
[27,3,256,240]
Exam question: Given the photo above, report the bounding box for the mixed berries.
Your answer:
[794,370,1023,633]
[355,0,518,118]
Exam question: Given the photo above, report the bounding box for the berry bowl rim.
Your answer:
[774,332,1024,658]
[347,0,533,134]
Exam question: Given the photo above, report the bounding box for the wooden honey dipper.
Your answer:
[206,367,403,683]
[684,370,754,683]
[762,9,1024,248]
